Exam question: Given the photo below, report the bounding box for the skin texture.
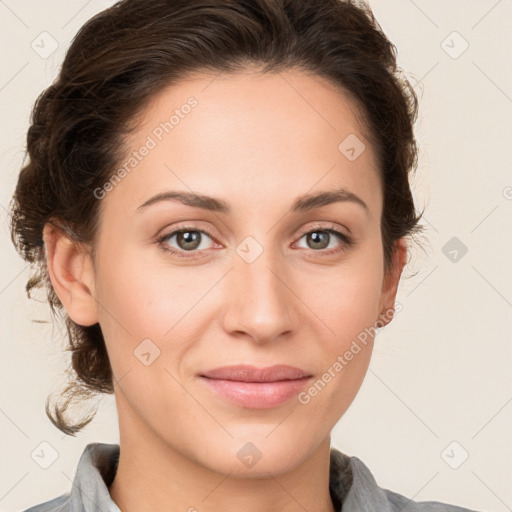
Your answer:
[43,68,407,512]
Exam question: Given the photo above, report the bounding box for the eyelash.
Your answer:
[156,223,353,259]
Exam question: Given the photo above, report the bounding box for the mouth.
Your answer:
[198,364,313,409]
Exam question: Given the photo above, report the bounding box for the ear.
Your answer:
[42,221,99,327]
[376,238,407,328]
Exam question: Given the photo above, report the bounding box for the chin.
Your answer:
[188,430,317,477]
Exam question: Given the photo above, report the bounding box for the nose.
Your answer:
[221,241,298,344]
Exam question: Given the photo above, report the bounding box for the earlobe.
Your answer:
[42,222,99,327]
[377,238,407,328]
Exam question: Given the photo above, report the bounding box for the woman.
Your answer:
[10,0,477,510]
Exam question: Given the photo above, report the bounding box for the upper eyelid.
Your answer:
[159,224,217,241]
[159,222,348,237]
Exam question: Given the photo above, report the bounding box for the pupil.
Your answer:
[308,231,329,249]
[178,231,200,250]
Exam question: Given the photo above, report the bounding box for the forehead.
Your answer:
[105,68,382,218]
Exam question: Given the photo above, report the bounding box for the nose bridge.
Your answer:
[222,235,295,342]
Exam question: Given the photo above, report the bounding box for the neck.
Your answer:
[109,396,337,512]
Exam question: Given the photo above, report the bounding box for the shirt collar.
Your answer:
[69,443,120,512]
[69,442,391,512]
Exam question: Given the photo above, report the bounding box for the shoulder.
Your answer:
[20,442,120,512]
[330,448,478,512]
[384,487,477,511]
[21,493,71,512]
[349,455,478,512]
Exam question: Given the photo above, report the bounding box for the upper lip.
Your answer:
[200,364,311,383]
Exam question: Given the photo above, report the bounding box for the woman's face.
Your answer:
[84,69,404,475]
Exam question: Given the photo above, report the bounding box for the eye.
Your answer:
[157,223,353,259]
[294,225,353,256]
[157,227,217,258]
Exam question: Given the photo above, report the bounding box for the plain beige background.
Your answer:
[1,1,511,511]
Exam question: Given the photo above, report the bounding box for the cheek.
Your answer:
[296,274,381,429]
[94,243,189,333]
[311,242,384,340]
[92,247,168,369]
[299,238,384,406]
[93,246,218,376]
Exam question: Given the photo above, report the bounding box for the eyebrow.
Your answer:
[136,187,369,215]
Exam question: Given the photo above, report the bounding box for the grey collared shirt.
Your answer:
[22,443,477,512]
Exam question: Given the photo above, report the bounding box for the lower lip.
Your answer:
[199,377,312,409]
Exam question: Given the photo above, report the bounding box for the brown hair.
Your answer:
[9,0,423,435]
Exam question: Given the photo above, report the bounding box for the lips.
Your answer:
[198,364,313,409]
[200,364,311,382]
